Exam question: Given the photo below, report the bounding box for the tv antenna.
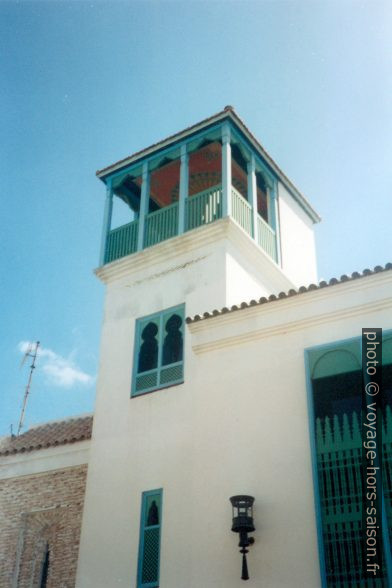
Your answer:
[17,341,40,436]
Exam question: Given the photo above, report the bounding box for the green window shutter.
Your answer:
[306,335,392,587]
[137,489,163,588]
[134,317,160,394]
[159,309,184,387]
[132,305,184,397]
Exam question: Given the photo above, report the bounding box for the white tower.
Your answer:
[76,107,321,587]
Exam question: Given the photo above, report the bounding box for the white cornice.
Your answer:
[95,219,228,283]
[0,441,90,480]
[191,297,392,354]
[188,271,392,353]
[95,217,294,288]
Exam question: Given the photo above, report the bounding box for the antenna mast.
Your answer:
[17,341,40,436]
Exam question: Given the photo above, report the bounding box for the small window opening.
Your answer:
[188,142,222,196]
[138,322,159,372]
[256,172,268,222]
[231,144,248,200]
[149,158,180,210]
[40,544,50,588]
[162,314,183,366]
[147,500,159,526]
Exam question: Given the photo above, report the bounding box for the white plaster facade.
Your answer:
[278,181,318,287]
[0,441,90,481]
[75,208,392,587]
[3,108,386,587]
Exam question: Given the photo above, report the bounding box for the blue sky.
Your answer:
[1,1,391,436]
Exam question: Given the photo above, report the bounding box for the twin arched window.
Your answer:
[133,305,184,396]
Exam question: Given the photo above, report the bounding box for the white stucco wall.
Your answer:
[224,223,296,307]
[0,441,90,480]
[278,182,318,287]
[76,220,392,587]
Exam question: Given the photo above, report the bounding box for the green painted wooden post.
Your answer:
[221,123,232,218]
[137,162,149,252]
[247,154,258,242]
[267,182,281,265]
[99,179,113,265]
[178,144,188,235]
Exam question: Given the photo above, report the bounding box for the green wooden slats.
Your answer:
[316,410,391,587]
[144,202,179,248]
[137,490,162,588]
[257,213,278,262]
[104,184,280,264]
[231,187,252,236]
[185,185,222,231]
[142,528,160,584]
[105,219,139,263]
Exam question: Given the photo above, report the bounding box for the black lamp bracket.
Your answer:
[230,495,255,581]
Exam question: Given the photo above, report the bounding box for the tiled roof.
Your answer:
[0,414,93,456]
[186,263,392,324]
[95,106,320,223]
[96,106,232,177]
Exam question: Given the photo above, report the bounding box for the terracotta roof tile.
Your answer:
[186,263,392,324]
[95,106,320,223]
[96,106,232,177]
[0,414,93,456]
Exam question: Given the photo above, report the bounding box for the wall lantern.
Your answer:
[230,495,255,581]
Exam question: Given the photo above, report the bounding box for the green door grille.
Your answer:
[316,408,392,587]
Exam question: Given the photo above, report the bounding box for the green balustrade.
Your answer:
[231,187,252,237]
[144,202,179,248]
[185,185,222,231]
[105,219,139,263]
[257,214,277,262]
[104,184,280,264]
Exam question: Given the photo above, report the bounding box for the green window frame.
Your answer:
[137,489,163,588]
[305,333,392,588]
[132,304,185,397]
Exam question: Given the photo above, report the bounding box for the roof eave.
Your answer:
[96,108,231,180]
[96,107,320,224]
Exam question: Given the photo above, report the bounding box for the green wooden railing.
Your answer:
[257,214,277,263]
[316,407,392,587]
[104,184,279,265]
[144,202,179,248]
[231,187,252,237]
[186,185,222,231]
[105,219,138,263]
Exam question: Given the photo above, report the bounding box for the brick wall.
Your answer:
[0,465,87,588]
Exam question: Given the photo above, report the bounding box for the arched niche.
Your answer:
[310,341,361,380]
